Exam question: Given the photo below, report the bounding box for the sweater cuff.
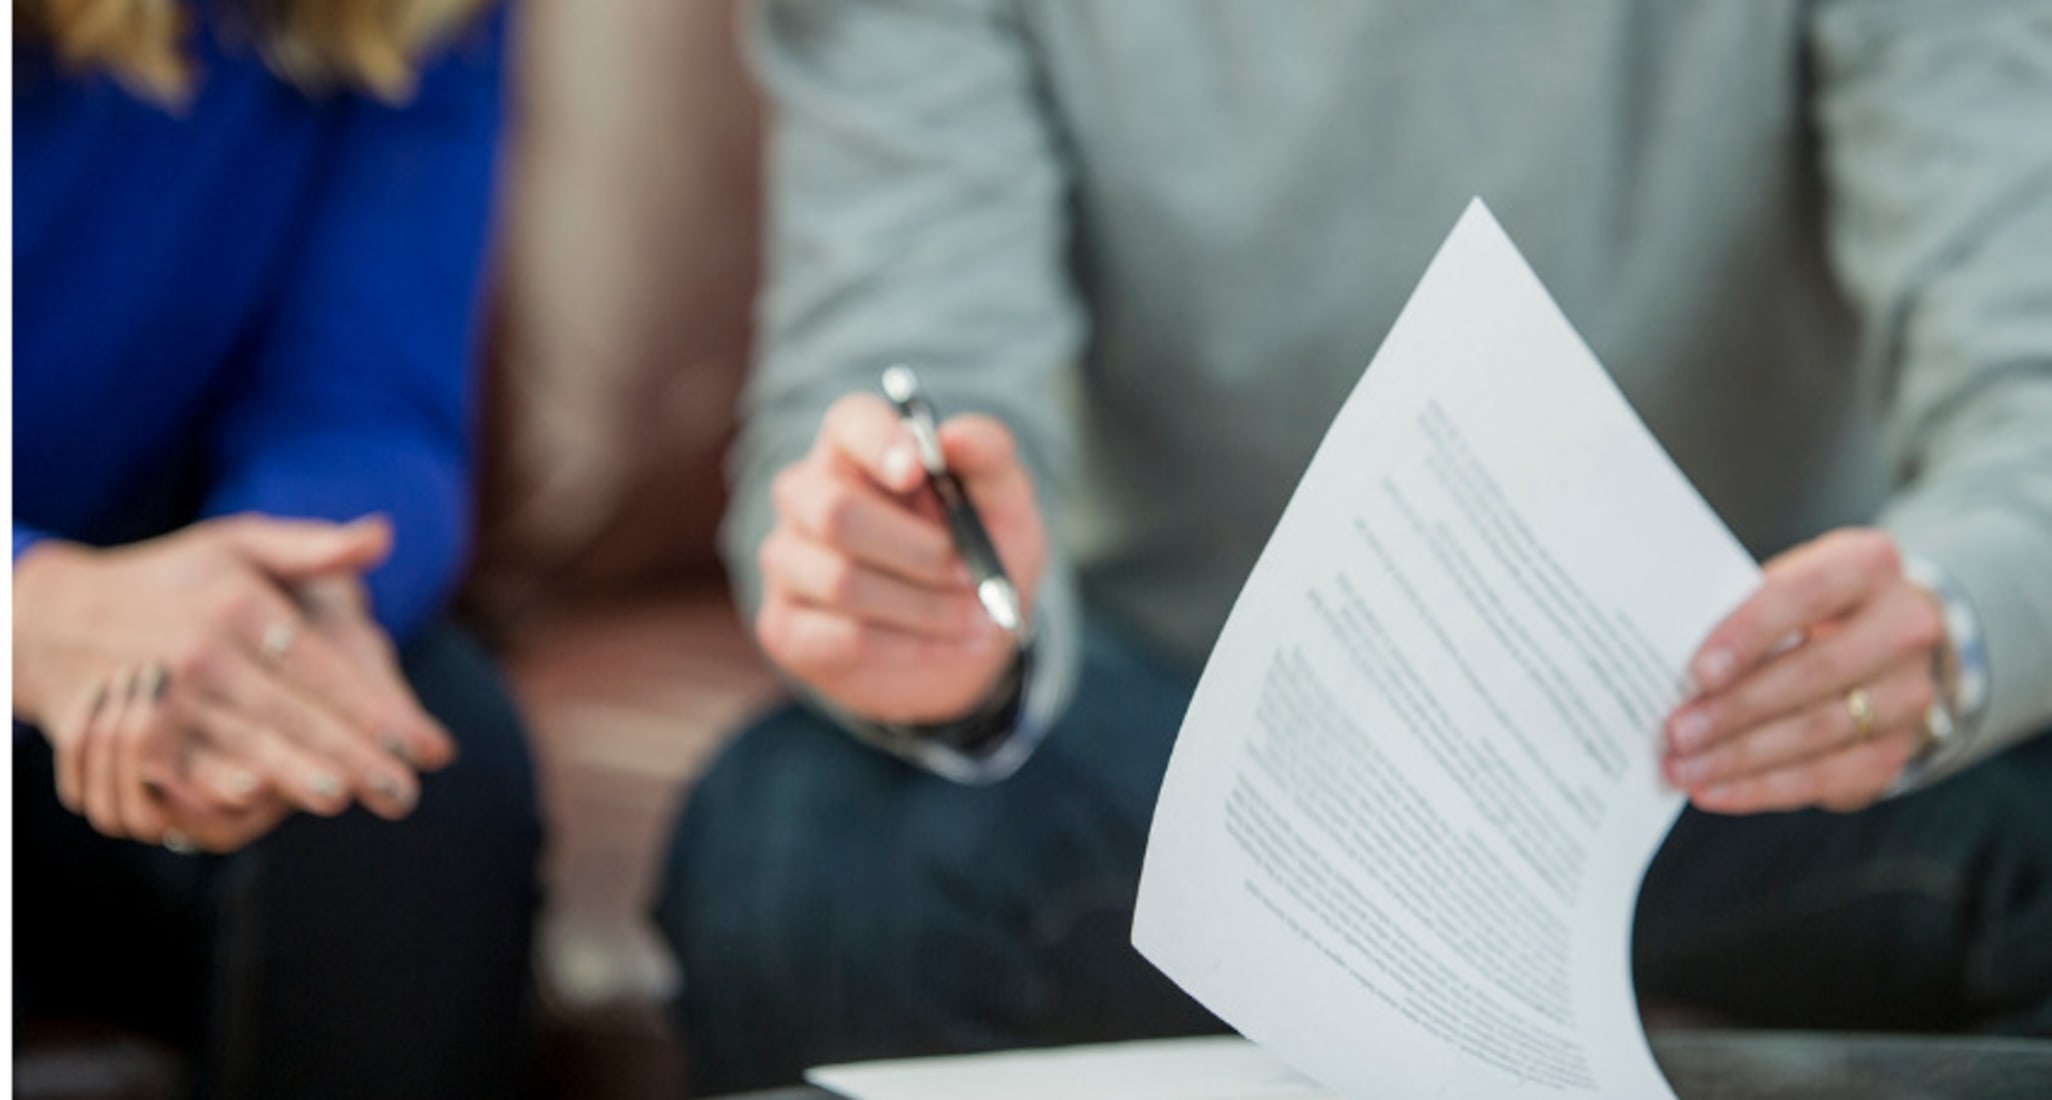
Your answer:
[13,523,53,566]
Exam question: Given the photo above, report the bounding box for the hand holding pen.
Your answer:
[751,368,1047,725]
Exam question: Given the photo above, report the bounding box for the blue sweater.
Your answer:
[13,11,505,642]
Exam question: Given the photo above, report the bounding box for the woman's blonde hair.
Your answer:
[16,0,494,106]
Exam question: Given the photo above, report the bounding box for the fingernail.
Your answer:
[1694,649,1736,691]
[1671,755,1710,786]
[882,445,919,487]
[307,771,344,801]
[381,732,416,766]
[228,769,261,798]
[1671,711,1712,752]
[372,772,416,812]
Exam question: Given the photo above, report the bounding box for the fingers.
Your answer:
[937,414,1029,491]
[208,513,393,582]
[759,531,985,640]
[185,698,355,817]
[206,654,419,820]
[267,617,453,773]
[1662,528,1949,817]
[757,599,990,676]
[54,682,111,814]
[112,669,172,843]
[1665,658,1931,792]
[80,669,133,838]
[1690,726,1923,816]
[819,394,926,494]
[771,463,964,588]
[1667,582,1941,753]
[153,759,292,855]
[186,745,267,812]
[1689,529,1901,692]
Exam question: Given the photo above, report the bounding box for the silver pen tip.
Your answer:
[881,364,920,405]
[977,577,1022,634]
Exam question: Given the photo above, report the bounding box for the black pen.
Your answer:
[881,364,1023,635]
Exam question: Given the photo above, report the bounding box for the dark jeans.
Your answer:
[655,623,2052,1095]
[14,622,543,1100]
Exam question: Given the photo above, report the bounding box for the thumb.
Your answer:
[213,514,393,581]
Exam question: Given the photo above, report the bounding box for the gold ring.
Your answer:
[260,622,298,664]
[1845,688,1875,744]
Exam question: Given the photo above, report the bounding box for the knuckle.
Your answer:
[1796,646,1846,693]
[168,642,216,691]
[117,714,153,750]
[813,620,864,667]
[1897,599,1945,654]
[1721,686,1762,730]
[933,592,975,630]
[226,587,270,629]
[1802,704,1841,747]
[820,556,862,606]
[755,601,794,658]
[1857,531,1901,579]
[824,393,885,436]
[813,485,859,543]
[1902,675,1936,717]
[1882,731,1920,772]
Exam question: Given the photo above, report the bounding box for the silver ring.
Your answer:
[135,661,169,701]
[163,829,197,856]
[260,622,299,664]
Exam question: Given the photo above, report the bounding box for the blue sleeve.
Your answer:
[202,13,508,643]
[14,522,50,564]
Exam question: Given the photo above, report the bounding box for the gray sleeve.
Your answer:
[726,0,1086,745]
[1810,0,2052,776]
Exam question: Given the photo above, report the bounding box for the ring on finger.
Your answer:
[260,622,299,665]
[1845,687,1875,744]
[163,829,197,856]
[135,661,169,702]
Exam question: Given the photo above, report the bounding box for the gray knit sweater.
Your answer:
[727,0,2052,777]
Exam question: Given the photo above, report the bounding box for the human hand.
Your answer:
[14,515,445,844]
[755,393,1047,724]
[67,668,291,853]
[289,572,455,770]
[1662,529,1943,814]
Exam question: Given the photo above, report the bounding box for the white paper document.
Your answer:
[1132,200,1761,1099]
[808,1036,1337,1100]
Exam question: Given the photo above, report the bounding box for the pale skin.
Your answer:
[13,515,456,853]
[1662,528,1945,814]
[770,400,1943,812]
[756,394,1045,725]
